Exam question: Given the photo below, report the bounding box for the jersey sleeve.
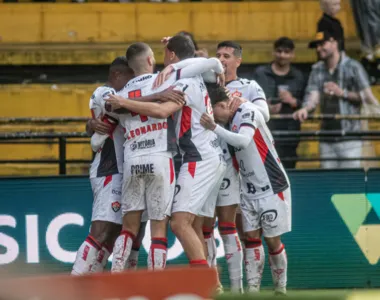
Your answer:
[175,57,223,83]
[239,106,261,130]
[249,80,267,102]
[89,90,103,119]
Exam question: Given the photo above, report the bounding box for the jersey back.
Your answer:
[118,74,177,159]
[231,102,289,200]
[173,75,223,163]
[89,86,124,178]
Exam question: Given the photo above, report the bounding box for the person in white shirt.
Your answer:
[200,85,291,296]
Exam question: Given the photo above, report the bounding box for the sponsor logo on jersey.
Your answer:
[126,122,168,140]
[131,164,155,175]
[135,75,153,82]
[209,138,219,148]
[112,189,121,196]
[231,90,242,98]
[241,171,255,178]
[111,201,121,212]
[130,139,156,151]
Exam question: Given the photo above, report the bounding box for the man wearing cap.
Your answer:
[293,30,378,169]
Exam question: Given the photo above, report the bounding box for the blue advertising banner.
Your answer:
[1,170,380,289]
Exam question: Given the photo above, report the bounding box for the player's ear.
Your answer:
[235,56,242,68]
[148,56,153,67]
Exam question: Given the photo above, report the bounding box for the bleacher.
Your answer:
[0,0,379,175]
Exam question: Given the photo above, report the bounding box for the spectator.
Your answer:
[350,0,380,61]
[293,30,379,169]
[318,0,345,51]
[253,37,306,169]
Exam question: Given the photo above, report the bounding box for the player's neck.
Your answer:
[225,72,238,83]
[271,62,290,76]
[134,67,153,77]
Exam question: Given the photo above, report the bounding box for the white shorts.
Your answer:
[217,160,240,207]
[240,188,291,237]
[90,173,123,225]
[172,155,226,218]
[122,154,175,221]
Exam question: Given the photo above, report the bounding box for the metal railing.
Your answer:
[1,114,380,174]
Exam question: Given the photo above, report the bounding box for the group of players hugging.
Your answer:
[70,34,292,296]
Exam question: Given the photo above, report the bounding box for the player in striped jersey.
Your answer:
[200,87,291,296]
[106,35,227,269]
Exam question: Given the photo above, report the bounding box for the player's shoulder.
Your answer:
[125,74,156,90]
[91,85,116,102]
[239,102,264,123]
[173,76,201,92]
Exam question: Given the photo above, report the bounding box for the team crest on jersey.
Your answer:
[231,90,242,98]
[111,201,121,212]
[232,124,238,132]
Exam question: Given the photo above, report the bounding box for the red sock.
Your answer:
[189,259,209,267]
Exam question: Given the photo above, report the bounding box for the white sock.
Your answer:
[269,244,287,294]
[148,238,168,270]
[91,244,112,273]
[71,235,101,275]
[111,230,135,273]
[219,223,243,293]
[127,249,139,270]
[203,226,217,267]
[244,238,265,292]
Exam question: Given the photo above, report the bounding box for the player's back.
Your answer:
[89,86,124,178]
[174,75,222,163]
[231,102,289,199]
[118,74,177,159]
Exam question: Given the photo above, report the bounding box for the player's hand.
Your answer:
[228,96,247,113]
[200,113,216,131]
[224,87,232,99]
[161,36,172,46]
[293,107,308,122]
[216,72,225,87]
[105,94,126,111]
[152,65,175,89]
[157,87,185,105]
[323,82,343,97]
[89,118,111,135]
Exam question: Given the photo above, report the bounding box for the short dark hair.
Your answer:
[126,42,151,70]
[206,83,229,105]
[167,35,195,60]
[217,41,242,57]
[274,37,295,50]
[177,31,199,50]
[109,56,133,74]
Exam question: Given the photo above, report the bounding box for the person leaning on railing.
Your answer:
[293,30,379,169]
[253,37,306,169]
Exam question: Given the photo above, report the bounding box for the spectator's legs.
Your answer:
[336,141,363,169]
[320,142,339,169]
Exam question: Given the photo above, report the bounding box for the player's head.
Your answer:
[320,0,341,17]
[206,83,231,125]
[164,35,196,66]
[273,37,295,68]
[177,31,199,50]
[216,41,242,76]
[126,42,156,75]
[108,56,134,91]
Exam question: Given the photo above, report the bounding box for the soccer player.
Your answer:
[108,40,226,271]
[106,35,226,268]
[71,57,134,275]
[200,85,291,296]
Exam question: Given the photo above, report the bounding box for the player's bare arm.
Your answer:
[200,113,254,149]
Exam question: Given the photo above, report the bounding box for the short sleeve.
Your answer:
[239,107,260,130]
[351,60,370,91]
[249,81,266,102]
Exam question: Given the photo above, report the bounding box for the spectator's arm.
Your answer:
[303,68,321,112]
[350,60,377,105]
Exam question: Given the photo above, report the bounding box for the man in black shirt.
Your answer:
[254,37,306,169]
[317,0,345,51]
